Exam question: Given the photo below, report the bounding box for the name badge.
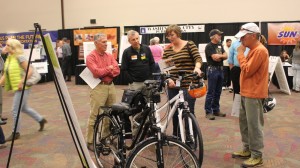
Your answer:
[141,53,146,60]
[131,55,137,60]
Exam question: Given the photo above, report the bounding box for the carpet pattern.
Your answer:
[0,78,299,168]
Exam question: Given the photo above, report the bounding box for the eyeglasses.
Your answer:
[241,28,257,34]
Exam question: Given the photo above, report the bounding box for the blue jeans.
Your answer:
[167,88,196,136]
[204,66,224,114]
[12,89,43,133]
[0,126,4,144]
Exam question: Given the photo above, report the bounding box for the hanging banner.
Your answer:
[268,23,300,45]
[73,28,118,46]
[140,25,205,34]
[0,31,58,48]
[73,28,119,60]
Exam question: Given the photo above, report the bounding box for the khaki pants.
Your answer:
[86,83,116,144]
[239,96,264,158]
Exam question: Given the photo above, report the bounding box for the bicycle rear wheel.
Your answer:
[177,112,204,166]
[126,137,199,168]
[93,113,121,168]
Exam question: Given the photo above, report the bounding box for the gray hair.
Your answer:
[62,37,68,42]
[153,37,160,43]
[150,38,156,45]
[127,30,139,40]
[94,33,107,41]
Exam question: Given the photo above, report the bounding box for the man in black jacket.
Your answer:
[121,30,155,90]
[121,30,155,139]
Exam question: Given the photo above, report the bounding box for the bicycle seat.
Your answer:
[111,102,130,115]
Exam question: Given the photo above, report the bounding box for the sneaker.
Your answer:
[214,112,226,117]
[232,150,251,159]
[0,143,6,149]
[222,87,226,90]
[39,118,47,131]
[5,132,20,142]
[241,157,263,167]
[0,120,6,125]
[206,113,215,120]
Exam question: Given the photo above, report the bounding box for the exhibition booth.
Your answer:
[0,21,298,87]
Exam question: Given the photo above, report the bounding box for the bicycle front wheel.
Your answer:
[93,113,121,168]
[178,112,204,166]
[126,137,199,168]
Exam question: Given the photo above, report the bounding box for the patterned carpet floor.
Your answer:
[0,77,299,168]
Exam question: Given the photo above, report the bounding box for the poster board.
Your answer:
[198,44,207,62]
[118,35,142,64]
[269,56,290,95]
[23,48,41,61]
[31,62,48,73]
[44,33,97,168]
[83,41,112,63]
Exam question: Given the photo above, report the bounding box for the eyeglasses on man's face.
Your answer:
[241,28,257,34]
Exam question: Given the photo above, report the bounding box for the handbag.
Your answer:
[25,65,41,86]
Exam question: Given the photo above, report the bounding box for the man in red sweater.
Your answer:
[85,33,120,151]
[231,23,269,168]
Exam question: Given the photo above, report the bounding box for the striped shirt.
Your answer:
[163,41,202,87]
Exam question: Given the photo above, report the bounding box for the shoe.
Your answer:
[87,143,94,152]
[232,150,251,159]
[222,87,226,90]
[206,113,215,120]
[5,132,20,142]
[0,143,7,149]
[241,157,263,167]
[214,112,226,117]
[39,118,47,131]
[229,88,233,93]
[1,117,8,121]
[0,120,6,125]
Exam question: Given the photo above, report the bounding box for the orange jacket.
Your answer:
[238,43,269,99]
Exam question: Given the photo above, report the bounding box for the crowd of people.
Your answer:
[1,22,300,168]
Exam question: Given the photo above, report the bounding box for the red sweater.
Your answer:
[238,43,269,99]
[86,50,120,83]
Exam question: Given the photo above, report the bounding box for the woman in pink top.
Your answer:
[149,37,164,92]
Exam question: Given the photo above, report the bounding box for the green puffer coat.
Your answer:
[4,55,29,91]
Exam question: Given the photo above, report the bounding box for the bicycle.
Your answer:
[125,79,200,167]
[140,71,205,165]
[93,78,200,167]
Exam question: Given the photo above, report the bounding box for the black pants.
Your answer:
[230,66,241,94]
[62,56,72,80]
[223,66,231,87]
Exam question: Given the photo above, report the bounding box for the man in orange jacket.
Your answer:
[231,23,269,168]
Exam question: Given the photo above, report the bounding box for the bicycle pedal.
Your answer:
[101,146,111,156]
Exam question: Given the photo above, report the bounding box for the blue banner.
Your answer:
[0,31,58,48]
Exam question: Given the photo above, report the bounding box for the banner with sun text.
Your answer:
[268,23,300,45]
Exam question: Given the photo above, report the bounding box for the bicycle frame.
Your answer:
[154,88,194,143]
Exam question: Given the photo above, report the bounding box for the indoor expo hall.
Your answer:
[1,0,300,168]
[0,78,299,167]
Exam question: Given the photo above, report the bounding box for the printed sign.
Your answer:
[268,23,300,45]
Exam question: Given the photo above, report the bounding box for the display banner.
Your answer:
[73,28,118,46]
[140,25,205,34]
[268,23,300,45]
[0,31,58,48]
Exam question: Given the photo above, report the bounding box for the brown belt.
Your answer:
[100,81,113,85]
